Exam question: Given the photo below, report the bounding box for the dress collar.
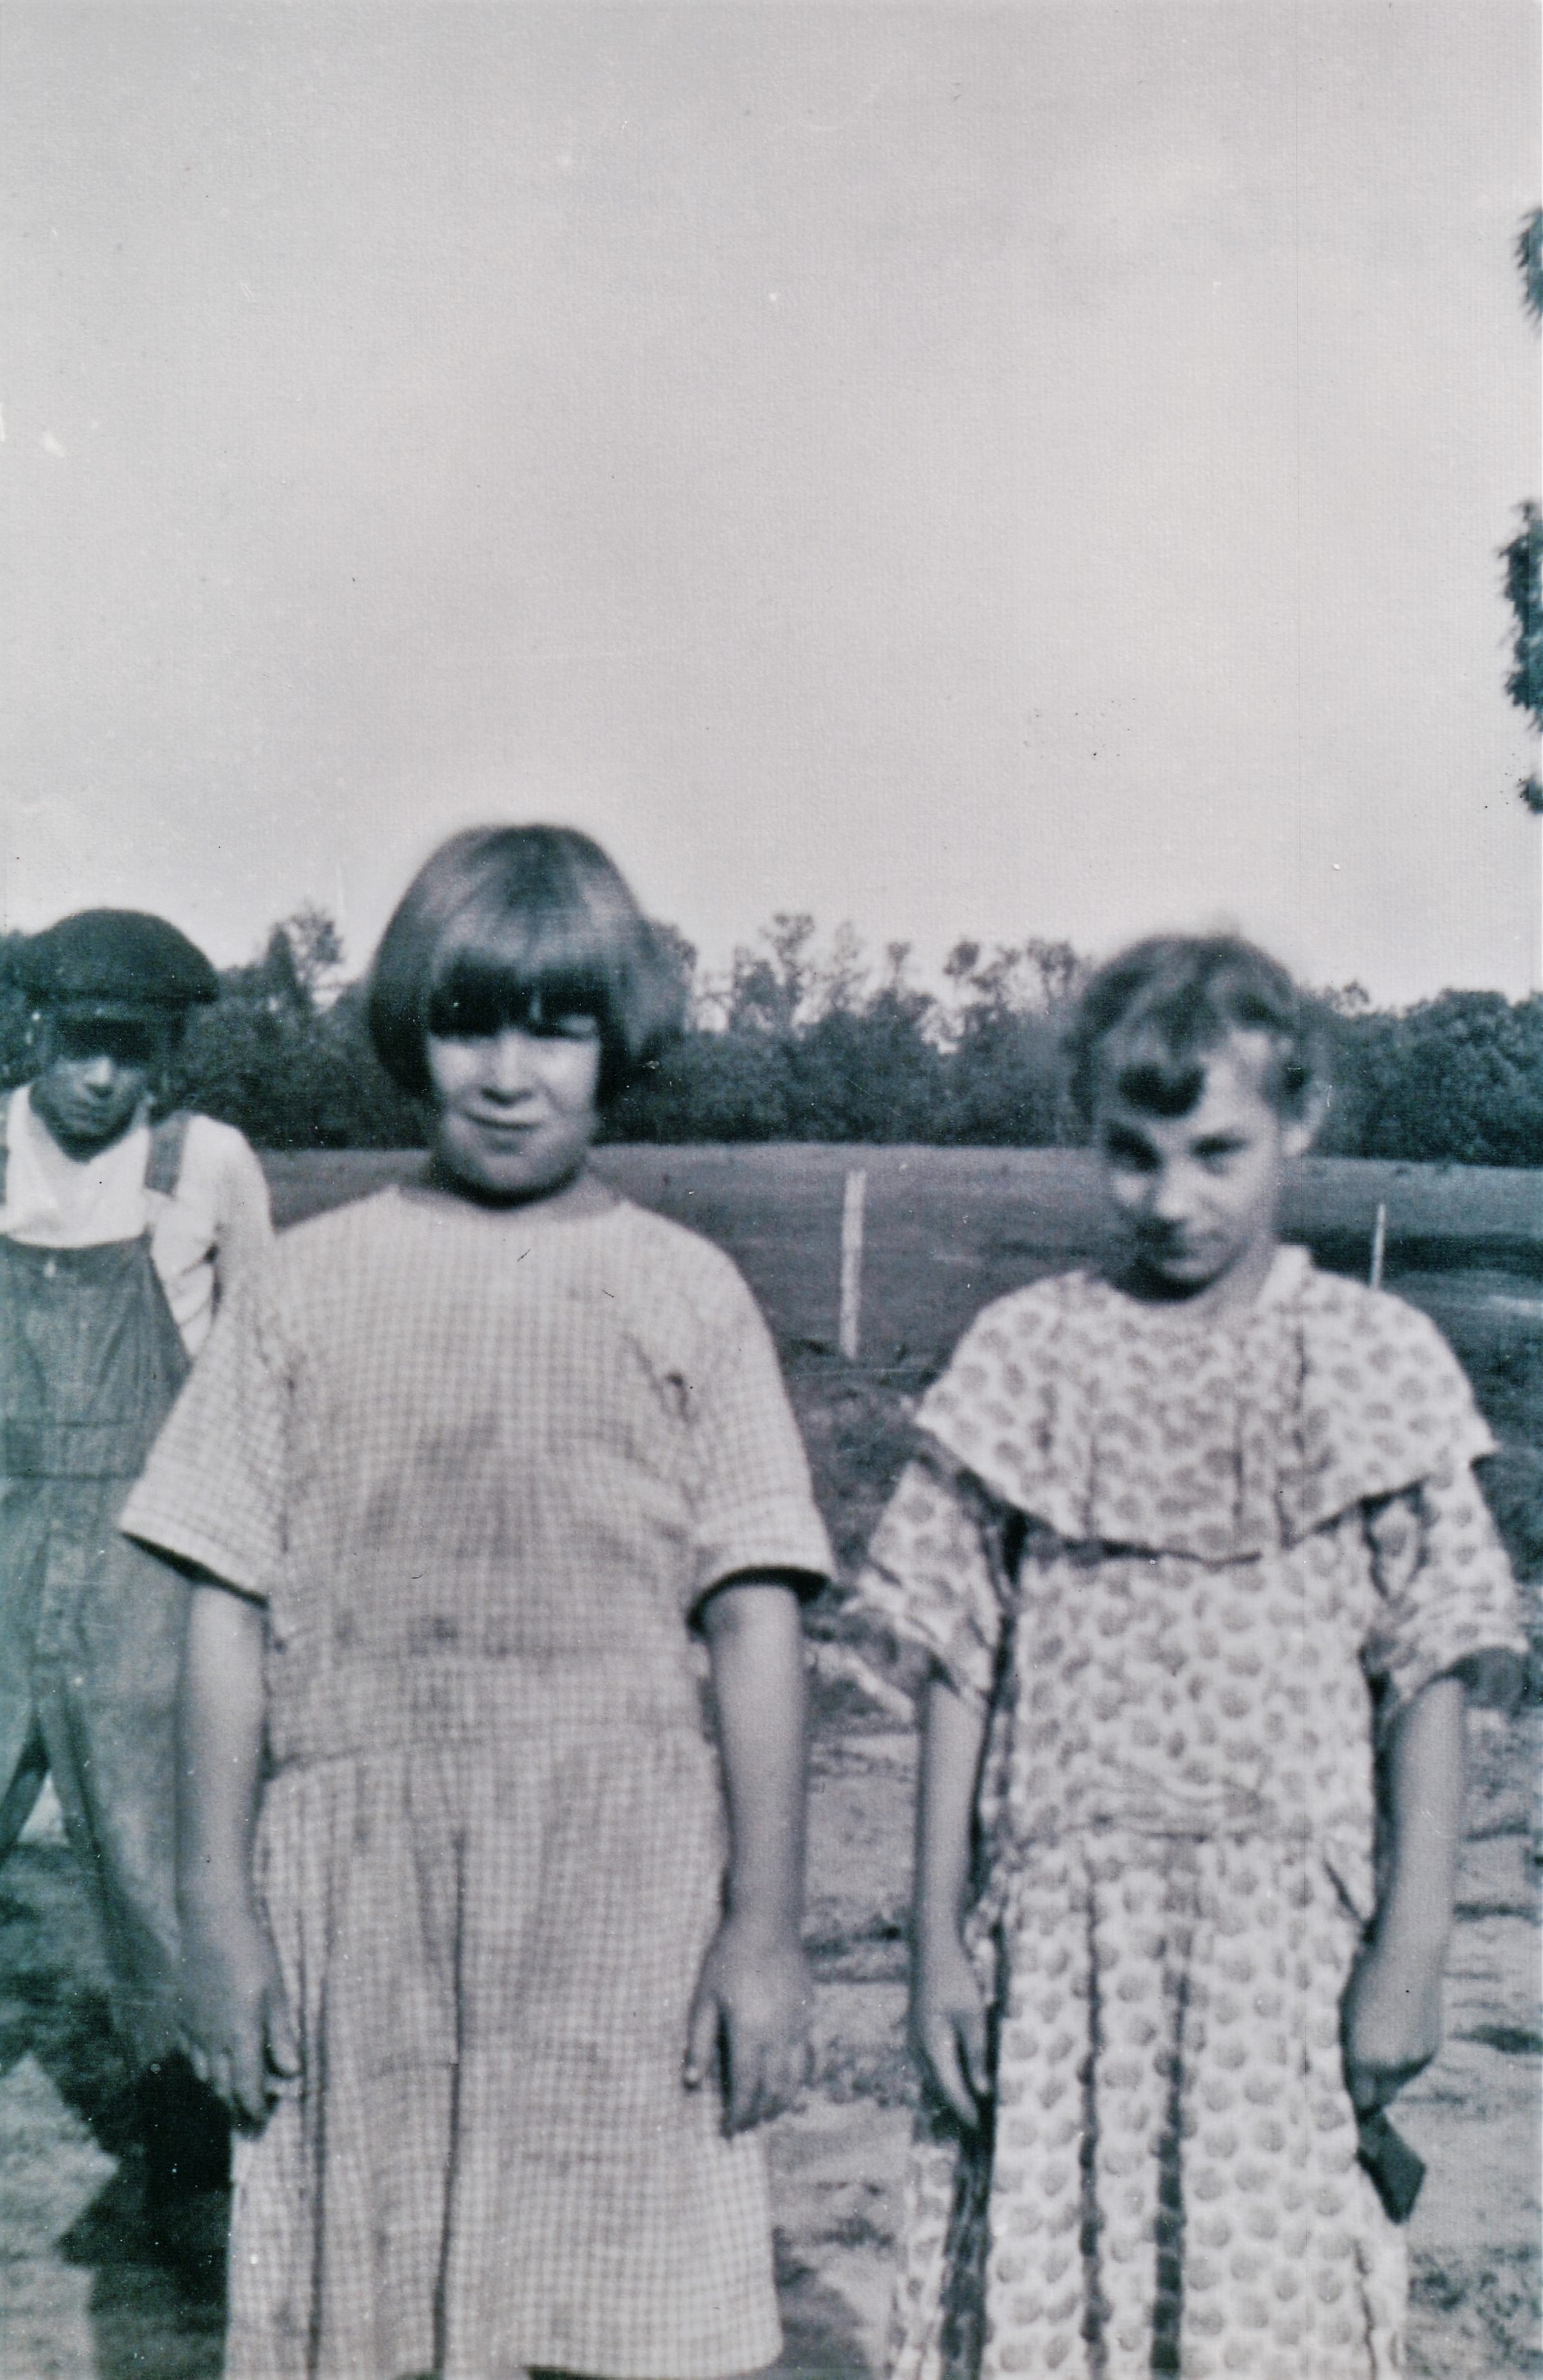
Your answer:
[915,1251,1492,1560]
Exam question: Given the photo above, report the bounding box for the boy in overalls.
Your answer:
[0,908,272,2245]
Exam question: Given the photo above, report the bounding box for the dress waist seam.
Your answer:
[992,1814,1355,1853]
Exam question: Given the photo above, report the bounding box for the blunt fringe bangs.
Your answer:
[1066,934,1325,1124]
[367,827,685,1104]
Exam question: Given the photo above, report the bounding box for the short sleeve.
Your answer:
[119,1265,289,1599]
[1362,1458,1529,1721]
[852,1440,1011,1703]
[207,1122,275,1302]
[687,1272,831,1610]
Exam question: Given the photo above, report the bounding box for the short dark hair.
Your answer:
[367,826,684,1106]
[1065,934,1326,1124]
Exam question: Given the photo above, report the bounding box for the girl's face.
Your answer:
[426,1016,603,1206]
[1094,1030,1315,1309]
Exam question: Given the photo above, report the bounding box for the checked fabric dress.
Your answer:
[123,1187,831,2380]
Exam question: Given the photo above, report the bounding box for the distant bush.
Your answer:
[0,937,32,1086]
[609,1032,797,1142]
[1320,992,1543,1168]
[1,911,1538,1165]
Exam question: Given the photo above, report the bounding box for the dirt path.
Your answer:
[1,1711,1536,2379]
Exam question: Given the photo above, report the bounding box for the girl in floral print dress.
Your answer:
[856,935,1526,2380]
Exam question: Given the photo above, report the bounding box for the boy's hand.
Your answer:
[912,1926,988,2128]
[684,1915,812,2135]
[1341,1935,1444,2113]
[179,1905,300,2131]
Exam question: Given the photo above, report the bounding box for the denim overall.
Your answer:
[0,1106,196,2073]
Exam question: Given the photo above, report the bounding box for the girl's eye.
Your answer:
[431,1007,600,1044]
[1102,1132,1158,1173]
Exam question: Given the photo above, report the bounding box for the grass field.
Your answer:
[1,1143,1538,2378]
[262,1142,1543,1342]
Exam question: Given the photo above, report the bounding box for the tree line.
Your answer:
[1,909,1539,1167]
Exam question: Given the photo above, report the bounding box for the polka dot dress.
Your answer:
[857,1249,1525,2380]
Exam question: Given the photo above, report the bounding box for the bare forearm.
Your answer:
[1343,1673,1468,2106]
[178,1583,267,1923]
[701,1578,809,1940]
[914,1667,988,1954]
[907,1666,991,2122]
[1374,1674,1466,1959]
[688,1577,812,2132]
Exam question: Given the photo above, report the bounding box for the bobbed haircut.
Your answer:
[367,826,684,1106]
[1065,934,1326,1126]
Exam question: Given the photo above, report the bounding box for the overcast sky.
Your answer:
[2,2,1538,1003]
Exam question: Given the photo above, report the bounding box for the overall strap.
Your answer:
[0,1090,9,1208]
[144,1109,193,1199]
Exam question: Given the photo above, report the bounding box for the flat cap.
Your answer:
[14,910,220,1012]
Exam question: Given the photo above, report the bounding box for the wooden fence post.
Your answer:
[1369,1201,1387,1292]
[839,1169,867,1361]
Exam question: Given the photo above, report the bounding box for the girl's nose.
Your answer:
[1150,1165,1194,1222]
[482,1029,540,1096]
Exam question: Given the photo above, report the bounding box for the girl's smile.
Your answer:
[1096,1031,1317,1312]
[426,1017,604,1206]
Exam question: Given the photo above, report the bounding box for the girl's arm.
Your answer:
[1341,1671,1466,2112]
[911,1664,991,2127]
[177,1580,299,2128]
[687,1574,811,2135]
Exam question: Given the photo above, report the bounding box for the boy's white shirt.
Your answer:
[0,1083,273,1356]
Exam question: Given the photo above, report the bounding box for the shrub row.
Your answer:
[1,916,1539,1166]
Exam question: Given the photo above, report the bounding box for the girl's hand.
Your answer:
[684,1916,812,2135]
[1341,1936,1444,2113]
[912,1925,989,2128]
[180,1904,300,2132]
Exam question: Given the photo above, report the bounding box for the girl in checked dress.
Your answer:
[855,935,1527,2380]
[122,826,831,2380]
